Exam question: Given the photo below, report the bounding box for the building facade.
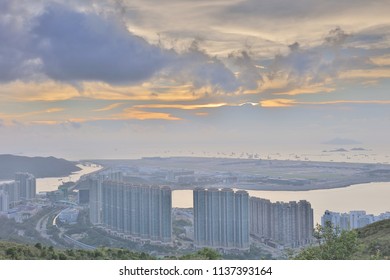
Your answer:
[250,198,313,247]
[99,181,172,244]
[88,176,103,225]
[193,188,250,250]
[0,190,9,213]
[15,173,36,200]
[321,210,390,230]
[0,180,20,208]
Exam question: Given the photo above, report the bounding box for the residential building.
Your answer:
[0,190,9,213]
[99,181,172,244]
[0,180,20,208]
[193,188,250,250]
[321,210,390,230]
[250,198,313,247]
[15,173,36,200]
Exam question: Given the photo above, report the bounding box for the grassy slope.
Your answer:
[354,219,390,259]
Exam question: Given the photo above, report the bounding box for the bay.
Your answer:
[36,163,102,193]
[172,182,390,224]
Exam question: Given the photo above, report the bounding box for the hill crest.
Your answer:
[0,154,81,179]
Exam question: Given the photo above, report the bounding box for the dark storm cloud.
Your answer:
[31,2,245,90]
[33,3,171,84]
[0,0,37,82]
[0,2,243,92]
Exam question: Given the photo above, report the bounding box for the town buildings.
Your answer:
[193,188,250,250]
[87,174,172,244]
[0,173,36,211]
[15,173,36,201]
[250,198,313,247]
[322,210,390,230]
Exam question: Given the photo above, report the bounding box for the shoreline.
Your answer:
[171,179,390,192]
[233,178,390,192]
[36,163,103,193]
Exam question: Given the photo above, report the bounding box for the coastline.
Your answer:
[36,163,103,193]
[234,178,390,192]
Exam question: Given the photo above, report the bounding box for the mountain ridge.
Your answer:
[0,154,81,179]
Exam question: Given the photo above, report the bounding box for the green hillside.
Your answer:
[0,242,155,260]
[354,219,390,259]
[294,219,390,260]
[0,241,221,260]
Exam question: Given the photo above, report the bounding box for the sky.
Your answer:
[1,0,390,160]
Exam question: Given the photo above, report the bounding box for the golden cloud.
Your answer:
[260,98,390,108]
[371,55,390,66]
[134,103,228,110]
[340,68,390,79]
[0,81,80,102]
[93,103,124,112]
[260,99,297,107]
[114,108,181,121]
[272,84,335,96]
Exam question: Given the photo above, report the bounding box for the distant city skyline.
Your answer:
[0,1,389,159]
[322,209,390,231]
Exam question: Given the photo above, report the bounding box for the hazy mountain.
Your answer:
[0,154,81,179]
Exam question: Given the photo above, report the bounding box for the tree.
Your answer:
[294,223,358,260]
[34,243,42,250]
[180,248,221,260]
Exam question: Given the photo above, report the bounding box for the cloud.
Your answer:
[0,0,39,82]
[260,99,296,108]
[0,81,81,101]
[339,69,390,80]
[0,0,389,105]
[93,103,124,112]
[45,108,65,113]
[0,107,66,122]
[115,108,181,121]
[324,27,349,46]
[29,120,60,125]
[227,50,263,90]
[265,27,378,92]
[163,41,241,92]
[61,120,82,129]
[272,84,336,96]
[371,55,390,66]
[0,2,247,95]
[33,3,171,85]
[260,98,390,108]
[134,103,228,110]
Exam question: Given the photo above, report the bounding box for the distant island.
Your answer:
[0,154,81,180]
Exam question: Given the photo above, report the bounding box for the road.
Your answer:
[35,208,62,246]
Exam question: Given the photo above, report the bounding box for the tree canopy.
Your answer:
[294,223,358,260]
